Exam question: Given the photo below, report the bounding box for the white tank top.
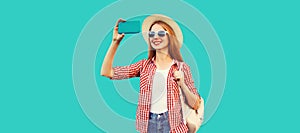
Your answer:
[150,64,172,113]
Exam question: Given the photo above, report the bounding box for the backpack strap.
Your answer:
[179,62,183,72]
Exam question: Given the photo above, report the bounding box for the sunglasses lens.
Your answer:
[148,31,167,38]
[158,31,166,37]
[148,31,155,37]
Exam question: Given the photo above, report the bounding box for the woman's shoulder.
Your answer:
[178,61,191,71]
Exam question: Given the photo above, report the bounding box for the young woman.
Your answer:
[101,14,201,133]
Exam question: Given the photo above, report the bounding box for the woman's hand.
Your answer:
[174,70,185,87]
[174,69,200,110]
[112,18,126,44]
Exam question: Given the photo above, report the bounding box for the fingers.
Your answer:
[115,18,126,27]
[113,33,125,43]
[173,71,182,81]
[119,33,125,40]
[113,19,125,34]
[114,27,118,31]
[112,18,126,43]
[174,71,180,78]
[121,33,125,38]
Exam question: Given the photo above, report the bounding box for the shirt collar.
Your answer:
[150,56,180,67]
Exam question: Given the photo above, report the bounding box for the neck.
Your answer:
[155,50,172,63]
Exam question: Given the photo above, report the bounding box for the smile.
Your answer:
[152,40,162,46]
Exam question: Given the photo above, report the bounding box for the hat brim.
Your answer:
[141,14,183,48]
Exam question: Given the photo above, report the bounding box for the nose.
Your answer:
[153,33,159,38]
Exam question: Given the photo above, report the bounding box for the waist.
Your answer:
[149,111,168,120]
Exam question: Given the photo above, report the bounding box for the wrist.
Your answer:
[180,83,187,89]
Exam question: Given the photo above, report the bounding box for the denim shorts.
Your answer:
[147,111,171,133]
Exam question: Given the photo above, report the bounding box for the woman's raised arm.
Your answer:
[101,18,126,78]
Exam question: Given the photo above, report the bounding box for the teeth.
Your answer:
[154,42,161,45]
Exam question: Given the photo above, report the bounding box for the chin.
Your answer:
[152,46,164,50]
[151,44,168,50]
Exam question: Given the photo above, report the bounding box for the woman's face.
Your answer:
[149,24,169,51]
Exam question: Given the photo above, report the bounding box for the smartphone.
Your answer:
[118,21,141,34]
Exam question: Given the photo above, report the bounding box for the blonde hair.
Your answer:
[148,21,183,62]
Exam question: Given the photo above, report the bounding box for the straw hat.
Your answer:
[141,14,183,48]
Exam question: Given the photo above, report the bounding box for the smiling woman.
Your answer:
[101,14,202,133]
[147,21,184,63]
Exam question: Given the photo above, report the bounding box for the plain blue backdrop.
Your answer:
[0,0,299,132]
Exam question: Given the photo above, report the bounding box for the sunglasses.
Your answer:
[148,30,168,38]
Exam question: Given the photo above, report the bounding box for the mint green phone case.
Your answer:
[118,21,141,34]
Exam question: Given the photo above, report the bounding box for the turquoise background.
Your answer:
[1,0,299,132]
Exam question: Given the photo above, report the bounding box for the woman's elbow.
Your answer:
[100,69,113,79]
[100,73,113,79]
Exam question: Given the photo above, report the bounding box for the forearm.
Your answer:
[100,41,119,78]
[180,83,201,110]
[101,18,126,78]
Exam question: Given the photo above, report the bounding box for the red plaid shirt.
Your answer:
[111,58,200,133]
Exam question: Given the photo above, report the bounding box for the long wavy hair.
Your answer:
[147,21,183,62]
